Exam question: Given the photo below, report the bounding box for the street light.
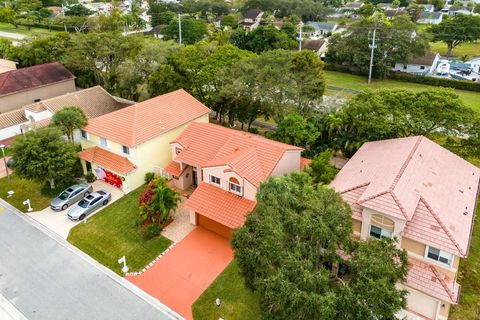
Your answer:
[178,13,189,44]
[0,144,10,182]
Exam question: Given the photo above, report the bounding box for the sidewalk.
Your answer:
[0,157,11,179]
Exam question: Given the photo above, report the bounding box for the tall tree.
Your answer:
[162,17,208,44]
[430,15,480,56]
[51,106,88,142]
[232,172,408,320]
[11,127,78,189]
[267,113,320,152]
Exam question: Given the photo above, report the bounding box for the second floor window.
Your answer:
[369,225,392,240]
[426,246,453,266]
[81,130,88,139]
[122,145,130,155]
[210,175,221,185]
[100,137,108,147]
[229,182,242,195]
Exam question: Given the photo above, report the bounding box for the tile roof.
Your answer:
[83,89,211,148]
[0,62,74,96]
[300,157,312,170]
[408,52,438,66]
[405,257,459,304]
[184,182,257,229]
[0,86,129,131]
[331,136,480,257]
[173,122,303,186]
[78,146,135,175]
[164,160,185,177]
[302,39,326,51]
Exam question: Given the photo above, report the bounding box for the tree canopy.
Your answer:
[429,15,480,56]
[232,172,409,320]
[51,106,88,142]
[162,17,208,44]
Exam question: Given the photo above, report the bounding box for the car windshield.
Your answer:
[58,191,71,200]
[78,199,89,208]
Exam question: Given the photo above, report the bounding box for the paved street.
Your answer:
[0,201,183,320]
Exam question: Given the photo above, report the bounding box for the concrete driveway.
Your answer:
[126,227,233,320]
[26,180,124,239]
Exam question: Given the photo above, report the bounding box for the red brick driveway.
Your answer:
[126,227,233,320]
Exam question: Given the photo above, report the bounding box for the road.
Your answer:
[0,201,184,320]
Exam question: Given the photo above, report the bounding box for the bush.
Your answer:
[390,72,480,92]
[144,172,155,184]
[142,223,161,240]
[41,178,77,197]
[85,172,96,183]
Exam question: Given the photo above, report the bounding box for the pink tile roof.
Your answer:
[78,147,135,175]
[164,160,185,177]
[173,122,303,186]
[300,157,311,170]
[83,89,211,147]
[184,182,257,229]
[0,62,74,96]
[331,136,480,257]
[405,257,459,304]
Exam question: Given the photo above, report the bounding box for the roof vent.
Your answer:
[463,211,468,216]
[161,126,165,130]
[431,276,437,282]
[360,169,363,173]
[459,189,464,193]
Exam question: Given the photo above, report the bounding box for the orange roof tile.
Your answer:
[184,183,257,229]
[78,147,135,175]
[164,160,185,177]
[331,136,480,257]
[300,157,311,170]
[173,123,303,186]
[405,257,459,304]
[83,89,211,147]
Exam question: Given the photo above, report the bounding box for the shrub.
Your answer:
[144,172,155,184]
[85,172,96,183]
[142,224,161,240]
[390,71,480,92]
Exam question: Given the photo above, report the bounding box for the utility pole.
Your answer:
[178,13,182,44]
[368,27,377,85]
[297,23,303,51]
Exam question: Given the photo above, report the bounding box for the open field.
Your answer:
[430,41,480,58]
[0,22,63,38]
[324,71,480,112]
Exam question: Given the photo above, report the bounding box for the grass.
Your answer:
[192,260,263,320]
[430,41,480,58]
[0,22,63,38]
[324,70,480,112]
[450,202,480,320]
[0,175,51,212]
[67,185,172,275]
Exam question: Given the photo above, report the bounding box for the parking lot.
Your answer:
[26,181,124,239]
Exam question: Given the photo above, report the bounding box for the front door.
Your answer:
[192,168,198,186]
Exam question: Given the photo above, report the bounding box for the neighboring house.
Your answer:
[305,22,337,38]
[384,8,405,19]
[343,1,364,10]
[377,2,396,10]
[420,4,435,12]
[0,62,76,113]
[447,6,473,15]
[240,8,264,31]
[144,25,164,38]
[0,86,131,142]
[163,122,309,239]
[84,2,114,15]
[392,52,440,75]
[0,59,16,74]
[302,39,328,57]
[418,11,443,24]
[330,136,480,320]
[78,89,211,194]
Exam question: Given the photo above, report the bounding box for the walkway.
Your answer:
[0,156,10,179]
[127,228,233,320]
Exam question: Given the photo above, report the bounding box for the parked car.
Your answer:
[67,190,111,221]
[50,183,93,211]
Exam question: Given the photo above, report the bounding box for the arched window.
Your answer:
[229,177,242,195]
[369,214,394,239]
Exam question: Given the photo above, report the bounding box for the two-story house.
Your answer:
[78,89,211,194]
[162,122,308,239]
[240,8,264,31]
[330,136,480,320]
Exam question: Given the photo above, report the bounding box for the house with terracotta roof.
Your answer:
[0,62,76,113]
[78,89,211,193]
[0,86,131,143]
[330,136,480,320]
[162,122,307,239]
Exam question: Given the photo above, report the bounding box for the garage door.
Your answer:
[406,288,438,319]
[197,214,233,239]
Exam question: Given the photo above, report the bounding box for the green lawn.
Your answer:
[0,22,63,38]
[450,202,480,320]
[67,185,172,275]
[0,175,51,212]
[192,260,263,320]
[430,41,480,58]
[324,71,480,112]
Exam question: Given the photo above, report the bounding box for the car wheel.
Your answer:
[61,204,68,210]
[79,214,86,221]
[102,199,109,206]
[84,191,90,197]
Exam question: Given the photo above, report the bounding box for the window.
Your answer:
[420,66,425,70]
[210,175,221,185]
[369,225,392,239]
[81,130,88,139]
[122,145,130,155]
[34,98,41,103]
[403,65,407,70]
[229,182,242,194]
[175,147,182,155]
[100,137,108,147]
[426,246,453,266]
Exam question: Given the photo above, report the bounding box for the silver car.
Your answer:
[67,190,111,221]
[50,183,93,211]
